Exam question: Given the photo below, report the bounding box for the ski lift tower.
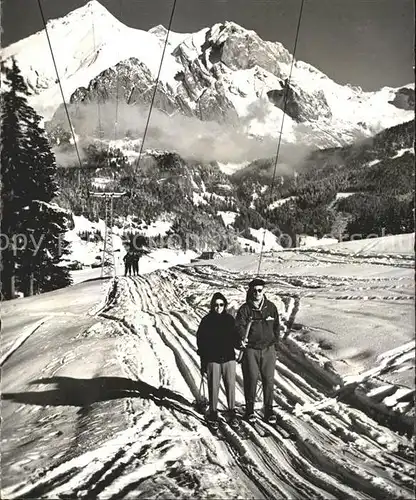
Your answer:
[90,191,127,278]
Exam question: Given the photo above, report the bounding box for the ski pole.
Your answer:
[197,372,205,402]
[237,319,253,363]
[199,371,209,408]
[256,384,262,403]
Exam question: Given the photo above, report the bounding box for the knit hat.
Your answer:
[248,278,266,289]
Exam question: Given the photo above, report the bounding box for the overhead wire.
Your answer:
[36,0,90,199]
[256,0,305,276]
[134,0,178,172]
[90,0,122,197]
[89,1,104,152]
[114,0,123,144]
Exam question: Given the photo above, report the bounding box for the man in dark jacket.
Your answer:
[123,250,133,277]
[131,252,140,276]
[236,278,280,424]
[196,292,240,428]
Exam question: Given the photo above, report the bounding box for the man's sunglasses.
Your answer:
[253,288,264,293]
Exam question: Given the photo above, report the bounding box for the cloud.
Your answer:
[243,98,272,124]
[52,146,86,168]
[50,100,313,169]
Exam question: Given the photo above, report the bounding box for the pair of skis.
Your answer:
[203,408,294,440]
[238,410,295,439]
[205,412,239,435]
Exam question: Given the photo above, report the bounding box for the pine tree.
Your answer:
[1,58,72,298]
[1,59,33,298]
[16,201,72,295]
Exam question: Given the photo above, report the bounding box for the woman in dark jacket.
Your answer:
[196,292,240,427]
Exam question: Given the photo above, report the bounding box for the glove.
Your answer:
[280,323,289,339]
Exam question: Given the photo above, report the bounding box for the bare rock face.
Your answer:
[197,84,239,124]
[167,21,295,126]
[172,53,212,103]
[49,57,196,137]
[70,58,179,114]
[172,29,240,125]
[266,81,332,122]
[388,87,415,111]
[207,22,291,76]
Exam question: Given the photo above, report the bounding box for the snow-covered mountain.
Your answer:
[1,0,414,155]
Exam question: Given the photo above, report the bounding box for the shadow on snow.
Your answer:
[2,376,195,411]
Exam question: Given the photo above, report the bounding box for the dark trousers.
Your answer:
[132,262,139,275]
[242,346,276,410]
[206,360,236,412]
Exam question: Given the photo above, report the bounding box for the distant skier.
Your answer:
[196,292,240,429]
[131,252,140,276]
[123,250,133,277]
[236,278,280,424]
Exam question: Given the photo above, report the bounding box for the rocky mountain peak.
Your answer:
[46,0,118,30]
[149,24,168,37]
[200,21,291,75]
[388,86,415,111]
[2,2,413,156]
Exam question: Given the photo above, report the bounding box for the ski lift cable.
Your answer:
[36,0,90,198]
[256,0,305,275]
[134,0,178,172]
[114,0,123,143]
[89,1,105,156]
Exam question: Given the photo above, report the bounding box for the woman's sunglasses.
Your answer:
[214,302,225,307]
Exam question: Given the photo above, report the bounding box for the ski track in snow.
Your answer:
[0,319,47,367]
[2,262,414,500]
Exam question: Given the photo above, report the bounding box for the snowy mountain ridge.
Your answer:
[1,0,414,155]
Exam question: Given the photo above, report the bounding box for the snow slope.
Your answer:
[313,232,415,256]
[1,234,414,498]
[64,213,197,283]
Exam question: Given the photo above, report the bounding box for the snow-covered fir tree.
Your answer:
[0,58,72,299]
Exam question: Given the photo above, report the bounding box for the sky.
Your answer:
[0,0,414,91]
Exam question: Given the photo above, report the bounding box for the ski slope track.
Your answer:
[1,257,414,499]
